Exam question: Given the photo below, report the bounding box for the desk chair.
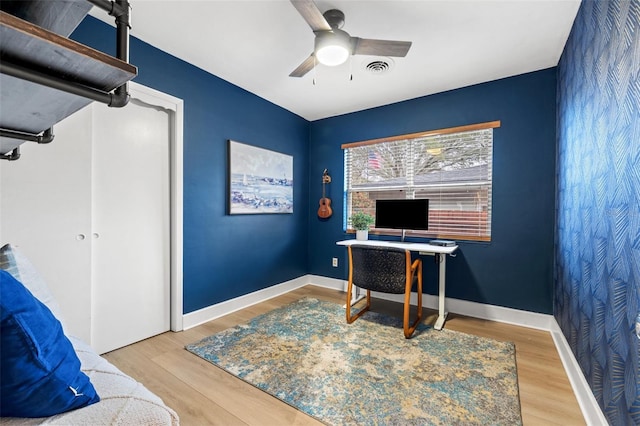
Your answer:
[346,245,423,338]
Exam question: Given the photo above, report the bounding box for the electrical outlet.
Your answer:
[332,257,338,267]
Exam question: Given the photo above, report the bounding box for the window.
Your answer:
[343,121,499,241]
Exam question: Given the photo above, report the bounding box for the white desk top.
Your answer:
[336,239,458,255]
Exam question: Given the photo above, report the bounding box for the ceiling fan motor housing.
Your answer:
[314,29,351,52]
[314,29,352,65]
[323,9,345,29]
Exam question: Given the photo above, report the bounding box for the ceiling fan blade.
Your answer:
[352,38,412,57]
[290,0,331,31]
[289,54,316,77]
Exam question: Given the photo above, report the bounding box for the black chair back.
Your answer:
[350,245,407,294]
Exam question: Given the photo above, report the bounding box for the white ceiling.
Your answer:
[91,0,581,121]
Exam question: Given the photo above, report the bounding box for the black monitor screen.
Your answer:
[375,199,429,230]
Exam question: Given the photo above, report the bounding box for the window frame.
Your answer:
[342,121,500,242]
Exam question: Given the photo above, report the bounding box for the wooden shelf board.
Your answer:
[1,11,137,90]
[0,73,94,134]
[0,0,93,37]
[0,10,138,153]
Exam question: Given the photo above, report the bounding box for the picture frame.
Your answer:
[228,140,293,214]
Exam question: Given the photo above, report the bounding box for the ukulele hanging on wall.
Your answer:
[318,169,333,219]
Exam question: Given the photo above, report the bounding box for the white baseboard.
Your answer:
[308,275,555,330]
[182,275,310,329]
[306,274,345,291]
[549,321,608,426]
[182,274,605,424]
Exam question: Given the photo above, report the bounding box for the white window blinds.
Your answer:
[343,121,498,241]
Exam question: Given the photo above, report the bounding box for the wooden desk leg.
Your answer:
[433,254,448,330]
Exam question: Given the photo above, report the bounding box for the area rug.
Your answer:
[185,297,522,425]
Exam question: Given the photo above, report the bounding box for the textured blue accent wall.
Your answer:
[309,69,558,314]
[72,17,310,314]
[556,1,640,424]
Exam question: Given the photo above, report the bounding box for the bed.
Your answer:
[0,244,179,425]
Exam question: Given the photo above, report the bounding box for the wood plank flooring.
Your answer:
[103,285,586,425]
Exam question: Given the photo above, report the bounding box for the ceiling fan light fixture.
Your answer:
[316,45,349,66]
[315,30,351,66]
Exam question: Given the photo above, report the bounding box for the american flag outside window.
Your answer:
[368,150,382,169]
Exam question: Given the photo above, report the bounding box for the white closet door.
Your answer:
[90,98,171,354]
[0,107,94,341]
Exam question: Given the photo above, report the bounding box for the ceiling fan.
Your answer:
[289,0,412,77]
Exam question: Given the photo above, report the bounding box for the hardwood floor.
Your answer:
[103,286,586,425]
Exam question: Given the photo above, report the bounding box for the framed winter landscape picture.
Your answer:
[228,140,293,214]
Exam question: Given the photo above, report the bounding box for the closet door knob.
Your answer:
[93,233,100,239]
[76,234,86,241]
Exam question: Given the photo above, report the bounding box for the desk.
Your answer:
[336,239,458,330]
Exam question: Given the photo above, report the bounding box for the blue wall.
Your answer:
[308,69,558,314]
[72,17,310,314]
[74,17,559,316]
[556,1,640,424]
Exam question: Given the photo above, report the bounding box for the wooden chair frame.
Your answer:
[346,246,423,338]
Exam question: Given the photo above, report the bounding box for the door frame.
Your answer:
[129,82,184,331]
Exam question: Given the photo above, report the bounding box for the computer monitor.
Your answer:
[375,199,429,241]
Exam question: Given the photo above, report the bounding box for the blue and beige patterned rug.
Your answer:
[186,297,522,425]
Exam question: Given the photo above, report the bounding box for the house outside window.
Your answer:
[343,121,499,241]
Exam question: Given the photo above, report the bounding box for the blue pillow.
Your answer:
[0,270,100,417]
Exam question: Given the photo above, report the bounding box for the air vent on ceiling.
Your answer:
[364,59,393,75]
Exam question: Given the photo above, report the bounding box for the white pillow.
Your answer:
[0,243,67,328]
